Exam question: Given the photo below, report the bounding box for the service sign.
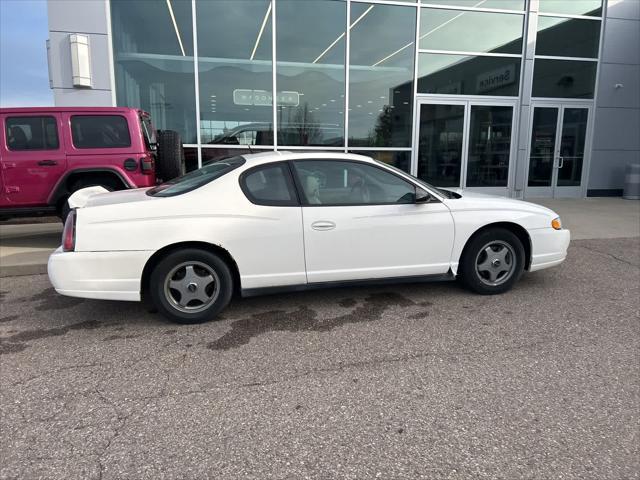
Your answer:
[233,89,300,107]
[476,64,516,94]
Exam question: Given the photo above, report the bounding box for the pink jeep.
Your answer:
[0,107,184,221]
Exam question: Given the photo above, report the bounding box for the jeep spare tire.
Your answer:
[156,130,185,181]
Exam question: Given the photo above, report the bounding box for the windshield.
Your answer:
[139,114,156,149]
[372,159,459,199]
[147,156,246,197]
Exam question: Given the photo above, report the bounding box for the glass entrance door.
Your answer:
[415,99,515,195]
[526,104,590,198]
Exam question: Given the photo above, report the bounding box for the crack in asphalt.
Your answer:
[573,243,640,268]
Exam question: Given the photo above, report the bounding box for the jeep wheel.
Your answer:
[156,130,185,181]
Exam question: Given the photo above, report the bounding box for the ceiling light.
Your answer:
[251,1,272,60]
[312,4,374,64]
[166,0,185,56]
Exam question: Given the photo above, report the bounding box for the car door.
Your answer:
[291,159,455,283]
[2,114,67,206]
[237,161,306,289]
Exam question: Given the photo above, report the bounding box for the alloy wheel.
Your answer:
[163,261,220,313]
[475,240,516,287]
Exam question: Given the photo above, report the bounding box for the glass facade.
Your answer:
[111,0,197,144]
[196,0,273,146]
[533,2,601,99]
[348,3,415,147]
[109,0,603,195]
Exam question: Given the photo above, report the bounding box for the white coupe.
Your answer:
[48,152,570,324]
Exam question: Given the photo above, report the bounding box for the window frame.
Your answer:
[5,115,60,152]
[70,114,132,150]
[289,158,422,207]
[239,161,301,207]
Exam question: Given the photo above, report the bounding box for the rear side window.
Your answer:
[71,115,131,149]
[6,116,59,151]
[240,163,298,206]
[147,156,246,197]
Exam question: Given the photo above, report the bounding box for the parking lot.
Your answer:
[1,230,639,479]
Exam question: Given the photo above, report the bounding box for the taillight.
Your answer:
[140,155,154,174]
[62,209,76,252]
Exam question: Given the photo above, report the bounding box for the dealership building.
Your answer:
[46,0,639,198]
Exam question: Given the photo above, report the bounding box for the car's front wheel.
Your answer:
[459,228,525,295]
[149,249,233,324]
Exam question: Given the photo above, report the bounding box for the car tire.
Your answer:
[149,249,233,324]
[458,228,525,295]
[156,130,185,181]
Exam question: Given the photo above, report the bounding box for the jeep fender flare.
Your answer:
[48,168,134,207]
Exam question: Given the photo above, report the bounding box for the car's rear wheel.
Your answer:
[149,249,233,324]
[459,228,525,295]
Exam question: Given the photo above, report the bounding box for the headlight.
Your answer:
[551,217,562,230]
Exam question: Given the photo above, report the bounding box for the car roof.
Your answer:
[0,106,144,115]
[241,150,376,164]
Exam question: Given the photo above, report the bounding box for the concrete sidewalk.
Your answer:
[0,198,638,277]
[0,223,62,277]
[531,197,640,240]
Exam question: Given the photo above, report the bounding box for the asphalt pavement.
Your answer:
[1,237,638,479]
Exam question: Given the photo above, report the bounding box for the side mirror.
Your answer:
[415,187,431,203]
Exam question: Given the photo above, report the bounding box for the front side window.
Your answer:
[6,116,59,151]
[71,115,131,149]
[240,163,298,206]
[147,156,246,197]
[292,160,416,206]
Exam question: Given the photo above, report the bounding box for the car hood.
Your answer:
[68,186,155,209]
[440,188,557,217]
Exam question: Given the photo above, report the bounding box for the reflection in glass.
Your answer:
[532,60,597,98]
[111,0,197,143]
[420,0,524,9]
[536,16,600,58]
[417,104,464,187]
[420,9,523,54]
[466,106,513,187]
[539,0,602,16]
[197,0,273,146]
[528,107,558,187]
[276,0,346,146]
[349,3,416,147]
[557,108,588,187]
[349,151,411,173]
[418,54,521,96]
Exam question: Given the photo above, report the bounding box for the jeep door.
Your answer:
[1,113,67,206]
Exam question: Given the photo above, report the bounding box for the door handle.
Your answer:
[38,160,58,166]
[311,220,336,231]
[557,156,564,169]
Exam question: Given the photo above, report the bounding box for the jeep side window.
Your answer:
[70,115,132,149]
[6,116,59,151]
